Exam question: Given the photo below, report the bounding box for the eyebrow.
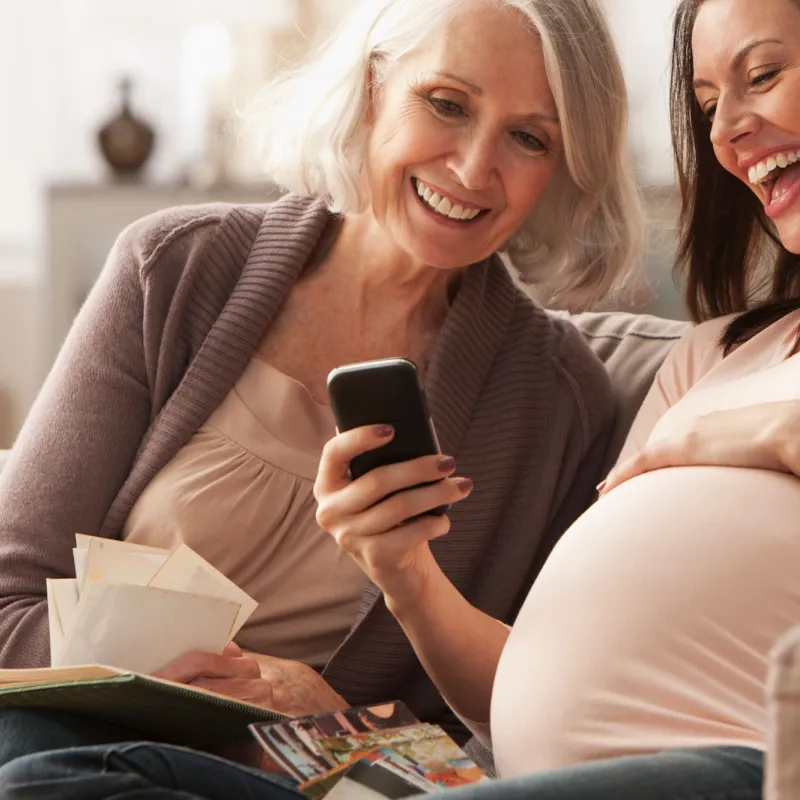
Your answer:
[433,70,560,125]
[693,38,784,90]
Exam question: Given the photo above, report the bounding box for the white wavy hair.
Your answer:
[253,0,643,309]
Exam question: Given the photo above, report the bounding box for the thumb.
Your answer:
[601,453,647,495]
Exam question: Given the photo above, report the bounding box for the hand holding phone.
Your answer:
[316,359,474,608]
[326,358,446,516]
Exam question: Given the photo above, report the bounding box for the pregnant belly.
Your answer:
[491,466,800,778]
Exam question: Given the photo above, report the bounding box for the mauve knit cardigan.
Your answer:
[0,194,613,739]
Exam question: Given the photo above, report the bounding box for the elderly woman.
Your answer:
[0,0,639,777]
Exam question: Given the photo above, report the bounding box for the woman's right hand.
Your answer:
[153,642,261,686]
[313,424,473,611]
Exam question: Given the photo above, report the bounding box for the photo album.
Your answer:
[0,534,489,794]
[250,701,488,798]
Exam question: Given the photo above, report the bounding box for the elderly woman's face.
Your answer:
[362,1,562,269]
[693,0,800,252]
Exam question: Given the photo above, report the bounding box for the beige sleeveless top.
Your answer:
[123,352,369,667]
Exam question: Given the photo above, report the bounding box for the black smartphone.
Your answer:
[326,358,448,516]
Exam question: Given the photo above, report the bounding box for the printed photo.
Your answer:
[250,701,419,783]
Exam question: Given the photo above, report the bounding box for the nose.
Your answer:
[710,94,759,148]
[447,130,498,192]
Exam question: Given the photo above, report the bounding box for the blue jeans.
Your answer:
[0,708,143,767]
[0,741,763,800]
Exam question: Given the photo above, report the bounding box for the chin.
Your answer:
[421,251,478,270]
[776,222,800,256]
[405,242,479,270]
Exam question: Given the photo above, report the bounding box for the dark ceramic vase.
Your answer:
[97,77,155,178]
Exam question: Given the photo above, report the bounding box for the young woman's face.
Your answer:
[362,1,564,270]
[693,0,800,252]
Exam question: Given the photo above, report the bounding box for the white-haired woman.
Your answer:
[0,0,639,789]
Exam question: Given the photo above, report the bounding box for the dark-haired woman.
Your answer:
[602,0,800,492]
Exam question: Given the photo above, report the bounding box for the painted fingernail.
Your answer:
[456,478,474,494]
[596,480,607,495]
[375,424,394,438]
[438,456,456,472]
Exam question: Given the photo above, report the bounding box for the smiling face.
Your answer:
[692,0,800,251]
[360,0,563,270]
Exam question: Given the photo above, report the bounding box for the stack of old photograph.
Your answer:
[249,701,488,798]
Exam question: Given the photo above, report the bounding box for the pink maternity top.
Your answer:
[491,310,800,777]
[122,352,369,667]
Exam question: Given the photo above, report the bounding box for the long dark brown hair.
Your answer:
[671,0,800,353]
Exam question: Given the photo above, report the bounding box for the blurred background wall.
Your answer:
[0,0,681,446]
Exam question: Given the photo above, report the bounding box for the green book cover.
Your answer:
[0,669,287,748]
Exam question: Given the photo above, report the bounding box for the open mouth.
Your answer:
[749,150,800,212]
[411,178,489,224]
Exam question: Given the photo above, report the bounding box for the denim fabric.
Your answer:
[0,741,763,800]
[0,742,303,800]
[444,746,764,800]
[0,708,141,768]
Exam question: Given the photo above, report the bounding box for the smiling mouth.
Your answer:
[411,178,489,223]
[748,150,800,208]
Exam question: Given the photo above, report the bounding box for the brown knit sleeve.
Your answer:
[0,210,217,668]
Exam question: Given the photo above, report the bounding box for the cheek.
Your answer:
[776,217,800,255]
[766,78,800,131]
[371,111,447,171]
[505,163,558,216]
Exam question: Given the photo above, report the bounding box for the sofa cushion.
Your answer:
[562,312,689,474]
[767,625,800,799]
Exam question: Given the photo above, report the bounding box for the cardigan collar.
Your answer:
[220,194,518,474]
[239,195,518,456]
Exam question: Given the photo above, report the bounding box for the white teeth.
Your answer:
[413,179,483,222]
[449,203,465,220]
[748,150,800,185]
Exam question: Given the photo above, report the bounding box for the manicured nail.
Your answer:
[438,456,456,473]
[456,478,474,494]
[596,480,607,495]
[375,424,394,438]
